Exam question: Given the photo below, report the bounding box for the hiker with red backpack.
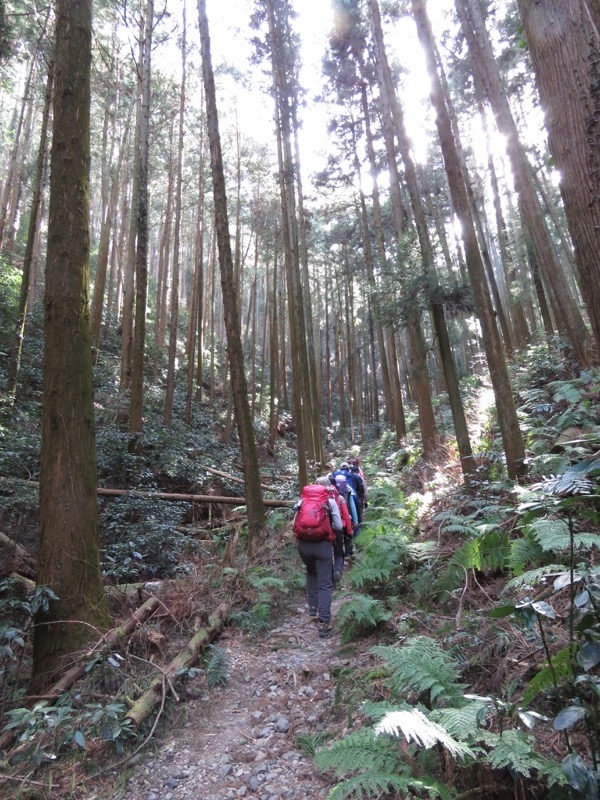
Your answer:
[293,477,343,638]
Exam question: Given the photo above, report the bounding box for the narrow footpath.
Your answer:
[110,597,349,800]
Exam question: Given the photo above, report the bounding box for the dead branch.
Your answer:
[0,531,36,578]
[201,464,274,492]
[125,602,229,728]
[0,596,162,754]
[0,478,294,508]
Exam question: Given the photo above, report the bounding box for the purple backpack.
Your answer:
[334,474,348,497]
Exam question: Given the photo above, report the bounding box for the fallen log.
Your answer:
[95,488,294,508]
[0,478,294,508]
[0,595,163,753]
[0,531,36,578]
[125,602,229,728]
[201,464,274,492]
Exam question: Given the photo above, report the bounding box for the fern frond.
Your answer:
[548,380,583,405]
[318,728,456,800]
[205,644,229,688]
[435,513,478,536]
[407,541,437,561]
[529,518,600,552]
[505,563,568,590]
[327,772,411,800]
[375,707,475,760]
[315,727,401,778]
[337,595,391,643]
[430,702,491,740]
[507,535,544,576]
[371,637,466,706]
[478,728,567,783]
[361,699,401,721]
[522,646,573,705]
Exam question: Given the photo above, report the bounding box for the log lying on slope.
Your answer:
[201,464,274,492]
[125,602,229,728]
[0,531,36,578]
[96,487,294,507]
[0,595,163,753]
[0,477,294,508]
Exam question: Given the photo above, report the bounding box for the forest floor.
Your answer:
[95,592,361,800]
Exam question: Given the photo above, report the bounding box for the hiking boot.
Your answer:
[318,621,332,638]
[333,570,342,587]
[308,608,318,622]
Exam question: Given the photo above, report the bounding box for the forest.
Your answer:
[1,0,600,797]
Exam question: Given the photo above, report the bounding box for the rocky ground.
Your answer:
[108,598,350,800]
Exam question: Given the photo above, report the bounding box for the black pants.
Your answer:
[297,538,334,623]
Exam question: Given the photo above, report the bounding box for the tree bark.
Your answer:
[164,4,187,426]
[412,0,526,480]
[32,0,111,692]
[197,0,266,548]
[366,0,438,455]
[456,0,594,365]
[518,0,600,359]
[129,0,154,439]
[7,59,53,402]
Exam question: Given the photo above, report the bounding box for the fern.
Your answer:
[315,727,402,778]
[505,563,568,590]
[460,530,509,573]
[375,707,474,760]
[327,771,412,800]
[548,379,584,405]
[522,646,573,705]
[204,644,229,688]
[371,637,466,706]
[478,728,566,784]
[529,518,600,552]
[317,728,455,800]
[246,570,287,593]
[337,595,392,643]
[507,534,544,575]
[295,731,332,757]
[347,530,409,591]
[434,512,478,536]
[430,702,491,740]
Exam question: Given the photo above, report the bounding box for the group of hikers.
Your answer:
[292,457,368,639]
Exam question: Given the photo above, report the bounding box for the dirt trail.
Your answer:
[108,596,349,800]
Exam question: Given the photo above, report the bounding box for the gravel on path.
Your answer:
[111,602,348,800]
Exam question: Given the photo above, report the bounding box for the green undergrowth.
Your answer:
[317,347,600,800]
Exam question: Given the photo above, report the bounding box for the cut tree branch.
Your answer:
[0,477,294,508]
[125,601,229,728]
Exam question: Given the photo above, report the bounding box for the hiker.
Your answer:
[293,478,343,638]
[347,461,367,529]
[331,462,359,529]
[329,473,354,562]
[348,456,367,494]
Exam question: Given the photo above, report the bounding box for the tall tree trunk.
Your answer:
[32,0,110,691]
[455,0,594,365]
[130,0,154,438]
[0,22,47,251]
[518,0,600,359]
[164,5,187,426]
[356,89,396,432]
[120,35,142,391]
[197,0,265,548]
[90,109,131,359]
[377,38,475,474]
[366,0,437,455]
[7,59,53,402]
[412,0,526,480]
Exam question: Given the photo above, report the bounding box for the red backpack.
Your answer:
[293,484,333,541]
